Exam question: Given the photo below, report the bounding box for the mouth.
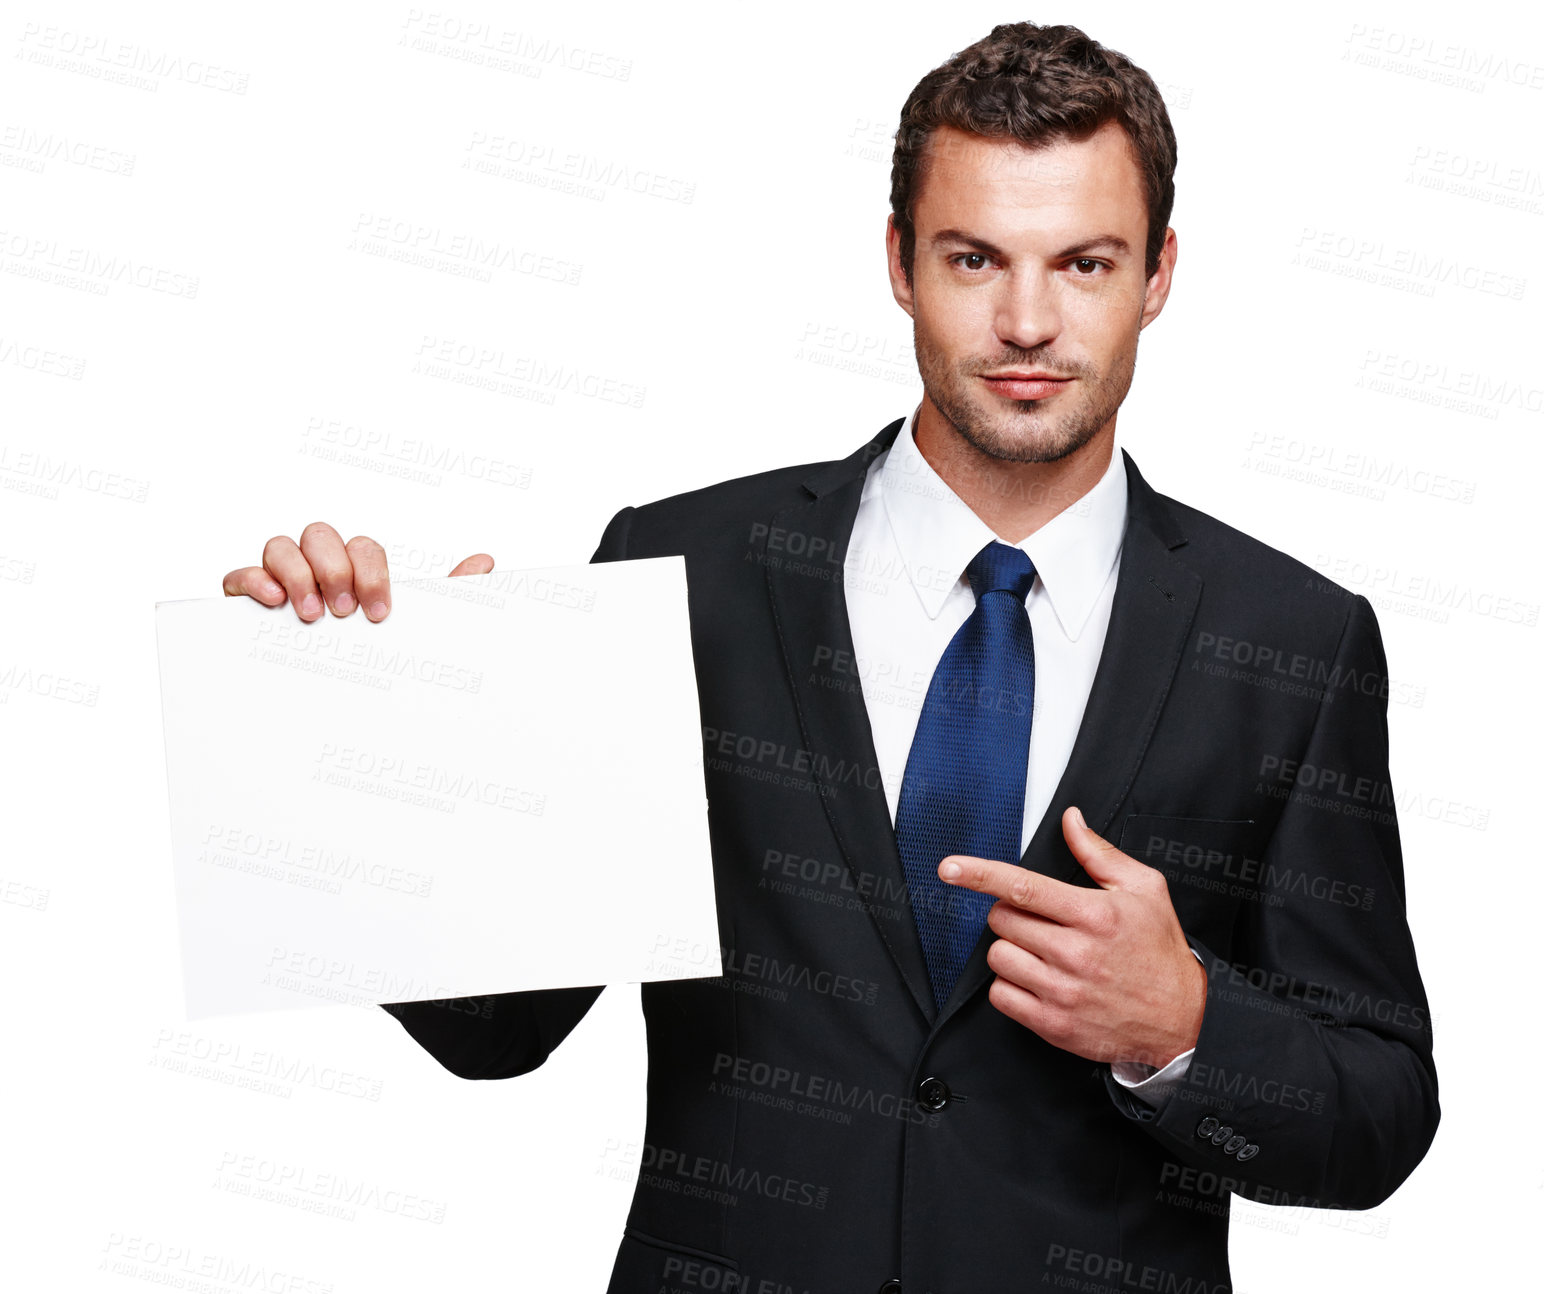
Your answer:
[979,372,1073,400]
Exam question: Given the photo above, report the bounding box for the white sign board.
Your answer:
[154,558,719,1019]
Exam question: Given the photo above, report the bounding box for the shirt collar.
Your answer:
[870,403,1128,640]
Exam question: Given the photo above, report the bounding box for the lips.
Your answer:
[980,373,1072,399]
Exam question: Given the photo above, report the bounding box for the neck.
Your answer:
[912,398,1116,544]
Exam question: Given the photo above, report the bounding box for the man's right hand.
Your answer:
[221,521,495,622]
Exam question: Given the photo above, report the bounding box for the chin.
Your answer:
[962,419,1092,465]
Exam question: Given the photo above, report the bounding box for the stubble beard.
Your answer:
[912,313,1139,465]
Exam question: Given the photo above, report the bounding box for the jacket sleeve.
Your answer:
[379,504,639,1079]
[1104,593,1440,1208]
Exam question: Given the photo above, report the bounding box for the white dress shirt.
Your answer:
[843,404,1193,1103]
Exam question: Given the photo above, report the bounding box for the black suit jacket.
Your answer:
[383,418,1439,1293]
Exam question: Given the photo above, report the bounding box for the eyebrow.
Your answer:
[930,229,1133,259]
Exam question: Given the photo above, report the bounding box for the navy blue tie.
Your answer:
[895,540,1037,1011]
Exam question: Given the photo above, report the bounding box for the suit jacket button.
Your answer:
[1223,1134,1247,1154]
[1195,1116,1220,1138]
[917,1076,951,1111]
[879,1281,903,1293]
[1236,1143,1260,1162]
[1210,1124,1234,1146]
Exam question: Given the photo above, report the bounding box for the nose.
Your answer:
[993,265,1062,353]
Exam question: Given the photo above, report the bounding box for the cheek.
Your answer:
[918,263,991,315]
[1062,294,1140,367]
[1059,286,1123,329]
[915,288,994,356]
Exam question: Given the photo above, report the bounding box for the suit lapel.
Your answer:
[935,449,1202,1028]
[763,419,939,1026]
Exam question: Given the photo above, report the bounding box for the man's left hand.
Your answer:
[938,805,1206,1068]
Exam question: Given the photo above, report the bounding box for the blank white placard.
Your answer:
[154,558,719,1019]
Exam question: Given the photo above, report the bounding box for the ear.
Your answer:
[885,215,917,319]
[1139,226,1177,331]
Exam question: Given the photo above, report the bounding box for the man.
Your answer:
[223,21,1437,1292]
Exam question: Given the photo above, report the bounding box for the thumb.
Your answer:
[1061,806,1131,889]
[448,552,495,577]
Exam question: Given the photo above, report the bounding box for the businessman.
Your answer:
[223,21,1438,1292]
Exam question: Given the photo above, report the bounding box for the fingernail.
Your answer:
[335,591,355,613]
[1071,806,1086,828]
[301,593,322,618]
[369,600,388,621]
[939,860,961,879]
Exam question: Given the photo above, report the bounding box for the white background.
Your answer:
[2,1,1539,1290]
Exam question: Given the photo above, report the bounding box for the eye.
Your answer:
[951,252,992,271]
[1070,258,1107,275]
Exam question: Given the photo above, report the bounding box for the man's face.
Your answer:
[887,121,1174,464]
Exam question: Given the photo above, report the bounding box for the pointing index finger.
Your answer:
[938,855,1090,926]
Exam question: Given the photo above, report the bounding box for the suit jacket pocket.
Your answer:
[611,1225,740,1287]
[1118,815,1259,958]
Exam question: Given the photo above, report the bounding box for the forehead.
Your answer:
[914,122,1146,238]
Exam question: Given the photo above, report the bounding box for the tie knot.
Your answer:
[966,540,1036,603]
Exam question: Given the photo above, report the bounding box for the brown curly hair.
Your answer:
[891,21,1178,284]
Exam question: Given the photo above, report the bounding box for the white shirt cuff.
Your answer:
[1110,1046,1194,1101]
